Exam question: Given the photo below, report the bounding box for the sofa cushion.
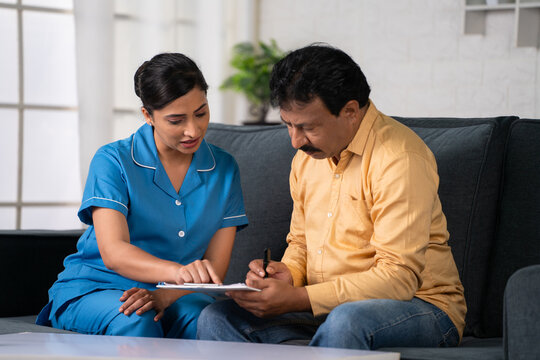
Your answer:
[205,124,296,283]
[394,116,517,337]
[483,119,540,337]
[0,230,82,317]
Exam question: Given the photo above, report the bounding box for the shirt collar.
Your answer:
[345,100,378,156]
[131,123,216,172]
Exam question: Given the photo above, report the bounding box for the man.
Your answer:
[197,44,466,349]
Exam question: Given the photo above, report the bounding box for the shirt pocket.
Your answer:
[335,194,374,248]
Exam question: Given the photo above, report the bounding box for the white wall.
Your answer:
[259,0,539,119]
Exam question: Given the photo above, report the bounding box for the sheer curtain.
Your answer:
[73,0,114,185]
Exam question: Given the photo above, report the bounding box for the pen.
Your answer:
[263,248,271,278]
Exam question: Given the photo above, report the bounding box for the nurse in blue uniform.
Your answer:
[36,53,248,339]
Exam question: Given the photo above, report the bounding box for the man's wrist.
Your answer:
[290,286,312,313]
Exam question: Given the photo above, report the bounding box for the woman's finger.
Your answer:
[203,259,222,285]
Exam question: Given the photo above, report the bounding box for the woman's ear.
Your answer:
[141,107,153,126]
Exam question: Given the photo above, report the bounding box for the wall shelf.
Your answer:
[464,0,540,48]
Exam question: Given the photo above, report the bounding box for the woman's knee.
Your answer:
[107,310,163,337]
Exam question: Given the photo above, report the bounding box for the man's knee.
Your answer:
[196,300,231,338]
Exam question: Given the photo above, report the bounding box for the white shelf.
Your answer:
[464,0,540,47]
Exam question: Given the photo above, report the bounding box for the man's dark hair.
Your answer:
[269,44,370,116]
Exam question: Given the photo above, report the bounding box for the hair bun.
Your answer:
[134,60,150,98]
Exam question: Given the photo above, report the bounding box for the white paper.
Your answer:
[157,282,261,293]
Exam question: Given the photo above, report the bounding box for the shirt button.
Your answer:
[175,200,182,206]
[178,231,185,237]
[317,249,322,254]
[328,212,333,218]
[334,174,340,179]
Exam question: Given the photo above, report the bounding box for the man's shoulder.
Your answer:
[371,113,432,159]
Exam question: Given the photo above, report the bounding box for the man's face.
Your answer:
[280,97,357,162]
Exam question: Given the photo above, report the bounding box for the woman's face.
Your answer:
[142,87,210,159]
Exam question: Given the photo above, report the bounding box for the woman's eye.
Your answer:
[195,112,207,118]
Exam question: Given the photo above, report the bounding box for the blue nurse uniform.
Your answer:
[36,123,248,338]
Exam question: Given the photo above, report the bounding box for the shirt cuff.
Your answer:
[305,281,340,317]
[78,196,129,225]
[221,214,248,231]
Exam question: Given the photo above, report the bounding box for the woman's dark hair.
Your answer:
[134,53,208,115]
[269,44,370,116]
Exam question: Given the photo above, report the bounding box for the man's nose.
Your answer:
[289,127,307,149]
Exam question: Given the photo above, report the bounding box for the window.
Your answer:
[0,0,81,230]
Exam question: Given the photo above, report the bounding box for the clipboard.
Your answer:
[157,282,261,293]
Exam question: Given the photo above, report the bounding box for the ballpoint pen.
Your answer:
[263,248,271,278]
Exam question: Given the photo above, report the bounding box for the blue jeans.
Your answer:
[52,290,214,338]
[197,297,459,349]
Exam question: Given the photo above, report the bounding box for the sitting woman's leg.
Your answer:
[52,289,163,337]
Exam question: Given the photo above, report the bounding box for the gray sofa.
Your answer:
[1,116,540,359]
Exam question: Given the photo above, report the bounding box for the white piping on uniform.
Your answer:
[223,214,247,220]
[82,197,128,210]
[132,139,156,170]
[197,141,216,172]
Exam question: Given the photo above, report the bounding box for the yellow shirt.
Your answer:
[282,101,466,338]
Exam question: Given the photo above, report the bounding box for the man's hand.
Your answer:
[227,260,310,318]
[119,288,179,322]
[247,259,293,284]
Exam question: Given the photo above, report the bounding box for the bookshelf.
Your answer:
[464,0,540,47]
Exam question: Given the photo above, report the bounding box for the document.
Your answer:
[157,282,261,293]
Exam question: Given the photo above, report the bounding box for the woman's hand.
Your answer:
[119,288,178,322]
[175,259,222,285]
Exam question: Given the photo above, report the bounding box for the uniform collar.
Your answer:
[345,100,378,156]
[131,123,216,199]
[131,123,216,172]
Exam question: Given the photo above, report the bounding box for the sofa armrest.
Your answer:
[503,264,540,360]
[0,230,83,317]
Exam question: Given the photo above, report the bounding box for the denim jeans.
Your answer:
[197,297,459,350]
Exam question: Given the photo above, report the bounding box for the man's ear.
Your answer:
[340,100,360,122]
[141,107,153,126]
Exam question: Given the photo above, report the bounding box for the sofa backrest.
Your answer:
[394,116,517,337]
[482,119,540,337]
[205,124,296,284]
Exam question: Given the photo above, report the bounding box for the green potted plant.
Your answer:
[221,39,286,125]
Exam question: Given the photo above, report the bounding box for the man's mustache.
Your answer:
[299,145,321,153]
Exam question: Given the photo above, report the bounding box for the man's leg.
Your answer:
[52,290,163,337]
[197,299,323,343]
[310,297,459,350]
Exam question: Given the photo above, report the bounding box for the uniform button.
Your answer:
[334,174,340,179]
[328,212,333,218]
[178,231,185,237]
[175,200,182,206]
[317,249,322,254]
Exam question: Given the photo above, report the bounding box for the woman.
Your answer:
[36,53,248,338]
